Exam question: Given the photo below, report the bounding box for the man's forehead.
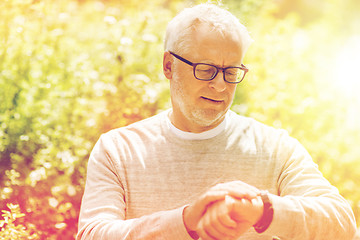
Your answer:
[186,24,243,62]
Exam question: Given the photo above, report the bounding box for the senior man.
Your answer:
[77,3,356,240]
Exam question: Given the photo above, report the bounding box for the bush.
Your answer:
[0,203,38,239]
[0,0,174,238]
[1,0,359,238]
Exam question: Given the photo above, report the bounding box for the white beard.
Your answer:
[170,74,226,128]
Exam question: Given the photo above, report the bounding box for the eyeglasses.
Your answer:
[169,51,248,84]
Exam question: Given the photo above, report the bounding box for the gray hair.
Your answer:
[164,3,253,57]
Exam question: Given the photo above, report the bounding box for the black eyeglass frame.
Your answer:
[169,51,248,84]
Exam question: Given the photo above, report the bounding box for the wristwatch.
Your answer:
[253,191,274,233]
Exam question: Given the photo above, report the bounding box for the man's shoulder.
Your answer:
[228,110,289,138]
[103,110,168,139]
[228,111,299,156]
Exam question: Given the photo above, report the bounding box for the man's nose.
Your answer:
[209,70,226,92]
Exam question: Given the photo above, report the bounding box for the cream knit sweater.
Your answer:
[77,110,356,240]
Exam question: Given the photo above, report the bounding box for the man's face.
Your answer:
[168,24,244,132]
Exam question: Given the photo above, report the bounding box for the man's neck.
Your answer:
[167,110,228,140]
[168,109,227,133]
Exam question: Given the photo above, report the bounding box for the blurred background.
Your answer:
[0,0,359,239]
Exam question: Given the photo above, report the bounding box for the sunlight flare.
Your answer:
[335,36,360,97]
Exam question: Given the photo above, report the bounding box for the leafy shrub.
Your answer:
[0,203,38,239]
[0,0,359,239]
[0,0,174,238]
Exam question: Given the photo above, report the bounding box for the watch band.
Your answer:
[188,230,199,240]
[253,191,274,233]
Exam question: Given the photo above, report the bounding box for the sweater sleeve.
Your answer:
[76,134,193,240]
[263,133,357,240]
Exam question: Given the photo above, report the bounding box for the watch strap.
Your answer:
[253,191,274,233]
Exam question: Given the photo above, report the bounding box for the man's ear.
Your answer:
[163,51,173,80]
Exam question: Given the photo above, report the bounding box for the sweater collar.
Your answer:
[166,110,228,140]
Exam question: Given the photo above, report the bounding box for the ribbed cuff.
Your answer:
[162,206,197,240]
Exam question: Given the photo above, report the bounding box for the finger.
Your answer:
[201,190,229,206]
[227,181,260,199]
[233,221,253,236]
[251,195,263,207]
[241,198,252,205]
[184,190,229,231]
[197,218,217,240]
[251,196,265,224]
[212,181,260,200]
[199,213,230,240]
[197,202,237,240]
[222,196,238,228]
[219,210,237,229]
[231,197,252,208]
[230,198,261,224]
[205,216,224,240]
[196,190,228,216]
[215,219,238,238]
[209,204,237,238]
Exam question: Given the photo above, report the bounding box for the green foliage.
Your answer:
[0,0,359,238]
[0,0,178,238]
[233,1,360,225]
[0,203,38,239]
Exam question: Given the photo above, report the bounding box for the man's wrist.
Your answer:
[253,191,274,233]
[182,206,199,239]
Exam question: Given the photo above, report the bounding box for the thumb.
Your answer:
[184,190,229,230]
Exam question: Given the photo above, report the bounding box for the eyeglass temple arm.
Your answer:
[169,51,194,66]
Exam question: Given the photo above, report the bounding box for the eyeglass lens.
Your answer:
[194,64,244,82]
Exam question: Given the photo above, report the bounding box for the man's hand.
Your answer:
[195,196,242,240]
[229,195,264,225]
[196,195,264,240]
[183,181,260,234]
